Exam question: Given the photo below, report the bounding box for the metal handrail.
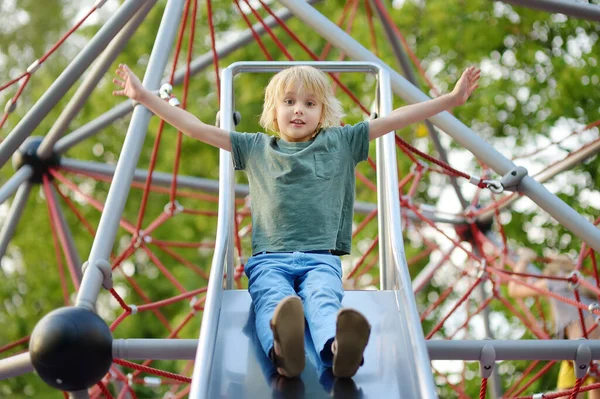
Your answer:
[376,68,438,398]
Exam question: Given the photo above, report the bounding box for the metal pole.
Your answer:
[0,182,32,259]
[427,339,600,360]
[58,157,465,223]
[0,353,33,379]
[379,68,437,398]
[276,0,600,253]
[500,0,600,22]
[53,101,136,155]
[37,0,157,160]
[478,139,600,223]
[0,166,32,205]
[48,184,83,284]
[0,0,149,170]
[370,0,468,209]
[75,0,186,311]
[59,157,225,193]
[113,338,198,360]
[189,66,236,399]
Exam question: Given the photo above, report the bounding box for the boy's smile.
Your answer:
[275,90,323,142]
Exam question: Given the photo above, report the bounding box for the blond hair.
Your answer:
[259,66,344,133]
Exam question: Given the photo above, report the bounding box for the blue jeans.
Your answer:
[245,251,344,367]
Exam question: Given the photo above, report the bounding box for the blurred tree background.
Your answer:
[0,0,598,397]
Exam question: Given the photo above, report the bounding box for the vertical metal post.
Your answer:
[37,0,157,160]
[75,0,186,311]
[376,75,395,289]
[190,66,235,399]
[276,0,600,253]
[0,182,32,259]
[378,67,438,397]
[0,0,149,170]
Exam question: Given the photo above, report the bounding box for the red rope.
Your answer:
[141,245,187,292]
[493,269,600,317]
[152,243,210,280]
[0,5,98,92]
[170,0,198,205]
[479,377,488,399]
[569,377,584,399]
[0,336,29,354]
[573,289,590,339]
[206,0,221,100]
[97,381,114,399]
[137,287,207,312]
[49,169,137,234]
[109,288,131,312]
[113,359,191,383]
[254,0,370,114]
[426,277,482,339]
[233,0,274,60]
[363,0,379,57]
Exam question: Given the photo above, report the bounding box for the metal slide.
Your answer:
[189,62,437,399]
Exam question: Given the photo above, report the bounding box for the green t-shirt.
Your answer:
[230,121,370,256]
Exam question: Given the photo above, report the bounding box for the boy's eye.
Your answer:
[284,99,294,105]
[306,101,315,107]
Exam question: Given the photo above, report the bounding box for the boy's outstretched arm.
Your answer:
[368,66,480,141]
[113,64,231,151]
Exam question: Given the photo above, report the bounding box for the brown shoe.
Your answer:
[332,308,371,378]
[270,296,306,377]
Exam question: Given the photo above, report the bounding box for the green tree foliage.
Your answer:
[0,0,598,397]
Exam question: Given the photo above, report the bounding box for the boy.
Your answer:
[113,63,480,379]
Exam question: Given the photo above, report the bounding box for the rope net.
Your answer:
[0,1,599,398]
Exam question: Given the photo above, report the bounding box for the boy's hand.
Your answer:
[112,64,145,101]
[451,66,480,106]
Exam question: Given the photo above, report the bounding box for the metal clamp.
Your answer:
[479,344,496,378]
[499,166,528,192]
[82,259,113,289]
[589,303,600,325]
[134,230,152,248]
[568,270,582,290]
[27,60,41,74]
[470,176,503,193]
[164,200,184,215]
[575,344,592,378]
[158,83,180,107]
[215,110,242,127]
[4,98,16,114]
[482,180,503,194]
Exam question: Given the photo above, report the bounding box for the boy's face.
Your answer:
[274,89,323,142]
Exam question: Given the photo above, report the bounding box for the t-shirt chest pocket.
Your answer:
[314,152,339,180]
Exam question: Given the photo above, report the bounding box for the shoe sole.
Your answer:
[271,296,305,377]
[333,308,371,378]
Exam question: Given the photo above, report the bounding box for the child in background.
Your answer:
[113,63,480,379]
[508,248,600,398]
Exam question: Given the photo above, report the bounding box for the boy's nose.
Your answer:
[294,107,303,115]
